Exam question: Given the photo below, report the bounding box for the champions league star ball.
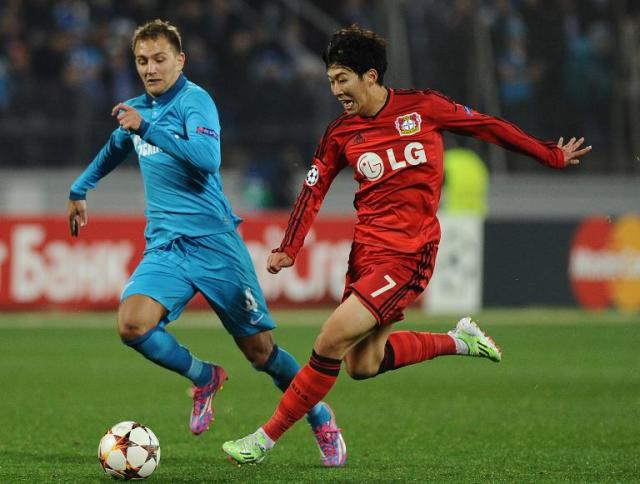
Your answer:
[98,421,160,480]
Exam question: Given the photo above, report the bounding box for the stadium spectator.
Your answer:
[496,24,539,134]
[0,0,628,172]
[520,0,565,137]
[562,5,614,150]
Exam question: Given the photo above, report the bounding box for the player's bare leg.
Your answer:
[223,298,503,464]
[223,295,376,464]
[343,325,393,379]
[313,295,380,359]
[117,295,165,340]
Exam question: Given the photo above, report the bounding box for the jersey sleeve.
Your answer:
[140,89,221,174]
[423,91,565,169]
[277,133,346,262]
[69,127,133,200]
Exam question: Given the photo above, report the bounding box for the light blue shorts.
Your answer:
[121,231,276,337]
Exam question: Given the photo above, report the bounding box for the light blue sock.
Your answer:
[256,344,331,428]
[123,326,212,387]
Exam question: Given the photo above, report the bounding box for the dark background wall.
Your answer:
[483,220,579,307]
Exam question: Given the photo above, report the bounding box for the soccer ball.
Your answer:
[98,421,160,480]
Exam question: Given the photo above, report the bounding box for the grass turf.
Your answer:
[0,309,638,482]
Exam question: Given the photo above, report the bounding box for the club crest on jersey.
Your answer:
[395,112,422,136]
[305,165,319,186]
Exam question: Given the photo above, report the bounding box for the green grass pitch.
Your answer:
[0,309,638,483]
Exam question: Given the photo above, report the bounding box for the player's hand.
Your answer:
[67,199,88,237]
[266,251,293,274]
[112,103,143,132]
[557,136,592,166]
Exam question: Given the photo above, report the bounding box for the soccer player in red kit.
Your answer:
[223,25,592,466]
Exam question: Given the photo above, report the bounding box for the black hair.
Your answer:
[322,25,387,84]
[132,19,182,54]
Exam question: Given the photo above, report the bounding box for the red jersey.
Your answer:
[278,89,565,259]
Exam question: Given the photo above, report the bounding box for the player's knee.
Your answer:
[345,366,376,380]
[117,295,165,341]
[243,345,273,367]
[344,359,377,380]
[117,310,157,341]
[117,318,149,341]
[236,332,275,367]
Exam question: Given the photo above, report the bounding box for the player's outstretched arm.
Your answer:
[266,251,294,274]
[557,136,592,167]
[67,199,87,237]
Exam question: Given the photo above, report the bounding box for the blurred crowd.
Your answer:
[0,0,636,203]
[409,0,629,169]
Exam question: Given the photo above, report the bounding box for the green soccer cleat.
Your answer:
[448,317,502,362]
[222,431,270,465]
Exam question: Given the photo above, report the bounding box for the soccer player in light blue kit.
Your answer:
[66,19,345,466]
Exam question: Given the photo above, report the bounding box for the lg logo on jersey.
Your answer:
[357,142,427,181]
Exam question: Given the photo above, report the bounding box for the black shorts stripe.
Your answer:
[377,257,425,321]
[355,246,430,324]
[378,243,436,321]
[377,245,431,316]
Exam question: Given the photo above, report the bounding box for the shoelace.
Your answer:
[238,436,265,454]
[193,385,210,399]
[194,371,221,400]
[192,387,207,407]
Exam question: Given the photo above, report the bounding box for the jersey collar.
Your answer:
[358,87,392,120]
[145,73,187,105]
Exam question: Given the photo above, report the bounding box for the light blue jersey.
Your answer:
[70,74,240,249]
[70,74,274,336]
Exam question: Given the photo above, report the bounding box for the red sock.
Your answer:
[262,351,340,441]
[378,331,456,373]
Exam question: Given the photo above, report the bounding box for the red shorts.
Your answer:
[343,241,438,326]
